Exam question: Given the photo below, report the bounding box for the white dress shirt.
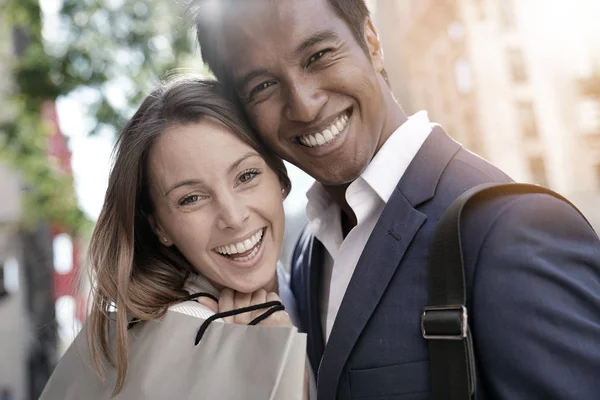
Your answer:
[305,111,433,342]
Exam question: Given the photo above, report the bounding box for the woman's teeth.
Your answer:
[298,112,349,148]
[215,229,264,260]
[232,245,260,262]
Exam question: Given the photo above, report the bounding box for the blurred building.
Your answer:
[0,12,28,400]
[0,11,84,400]
[371,0,600,230]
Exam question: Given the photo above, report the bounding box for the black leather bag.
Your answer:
[421,183,594,399]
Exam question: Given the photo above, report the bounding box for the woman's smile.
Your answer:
[213,227,267,268]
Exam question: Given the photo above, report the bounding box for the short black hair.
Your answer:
[192,0,389,86]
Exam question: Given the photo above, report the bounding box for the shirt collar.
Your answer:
[306,182,343,256]
[361,110,433,203]
[305,111,432,242]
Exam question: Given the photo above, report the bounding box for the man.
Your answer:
[193,0,600,398]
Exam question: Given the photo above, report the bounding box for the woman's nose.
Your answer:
[215,193,250,231]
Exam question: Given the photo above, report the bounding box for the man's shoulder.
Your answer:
[443,148,514,190]
[291,223,312,260]
[289,224,313,282]
[415,146,514,220]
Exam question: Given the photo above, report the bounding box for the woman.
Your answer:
[47,77,309,398]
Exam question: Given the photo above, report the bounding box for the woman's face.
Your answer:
[147,118,286,293]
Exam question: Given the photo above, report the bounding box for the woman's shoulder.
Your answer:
[169,301,215,320]
[172,272,221,320]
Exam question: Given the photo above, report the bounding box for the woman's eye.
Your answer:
[239,169,260,184]
[179,195,200,206]
[307,49,330,67]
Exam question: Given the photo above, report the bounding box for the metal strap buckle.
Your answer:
[421,305,468,340]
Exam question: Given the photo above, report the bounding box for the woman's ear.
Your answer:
[281,185,289,200]
[364,17,384,73]
[147,214,173,246]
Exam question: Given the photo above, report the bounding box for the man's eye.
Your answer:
[306,49,330,67]
[249,81,275,99]
[179,195,200,206]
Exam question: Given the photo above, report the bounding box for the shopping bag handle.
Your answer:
[193,298,285,345]
[128,292,285,344]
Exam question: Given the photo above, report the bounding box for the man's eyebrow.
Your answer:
[234,30,340,91]
[293,29,340,59]
[235,68,271,92]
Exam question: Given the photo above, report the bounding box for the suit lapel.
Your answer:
[317,191,427,399]
[316,127,461,399]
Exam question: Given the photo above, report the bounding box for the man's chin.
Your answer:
[309,164,366,188]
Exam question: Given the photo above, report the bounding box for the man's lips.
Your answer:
[292,107,353,148]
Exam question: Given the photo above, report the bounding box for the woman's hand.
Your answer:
[198,288,293,327]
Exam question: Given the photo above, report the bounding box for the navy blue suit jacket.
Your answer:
[290,128,600,399]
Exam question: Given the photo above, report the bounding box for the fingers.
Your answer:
[216,288,291,327]
[266,292,282,303]
[218,288,235,323]
[263,292,292,327]
[197,296,218,314]
[251,289,268,306]
[232,291,252,324]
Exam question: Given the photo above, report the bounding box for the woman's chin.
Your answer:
[228,272,277,294]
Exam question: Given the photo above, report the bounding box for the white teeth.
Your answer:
[315,133,326,145]
[215,228,264,255]
[231,245,260,262]
[298,112,349,148]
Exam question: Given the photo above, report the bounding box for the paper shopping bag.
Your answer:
[40,308,307,400]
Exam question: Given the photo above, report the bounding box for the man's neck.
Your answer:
[322,100,408,237]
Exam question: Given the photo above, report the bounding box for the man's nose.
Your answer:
[284,78,327,123]
[215,193,250,231]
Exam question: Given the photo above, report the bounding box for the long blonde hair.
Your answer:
[87,77,290,395]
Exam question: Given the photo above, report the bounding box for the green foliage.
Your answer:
[2,0,204,235]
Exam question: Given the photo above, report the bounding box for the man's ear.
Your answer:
[147,214,173,246]
[364,17,384,73]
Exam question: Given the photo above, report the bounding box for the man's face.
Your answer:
[214,0,389,186]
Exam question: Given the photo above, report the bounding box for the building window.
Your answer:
[508,49,528,84]
[0,258,19,299]
[473,0,486,20]
[464,110,483,154]
[529,157,549,187]
[577,99,600,135]
[498,0,516,29]
[53,233,74,275]
[517,101,540,139]
[454,58,474,94]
